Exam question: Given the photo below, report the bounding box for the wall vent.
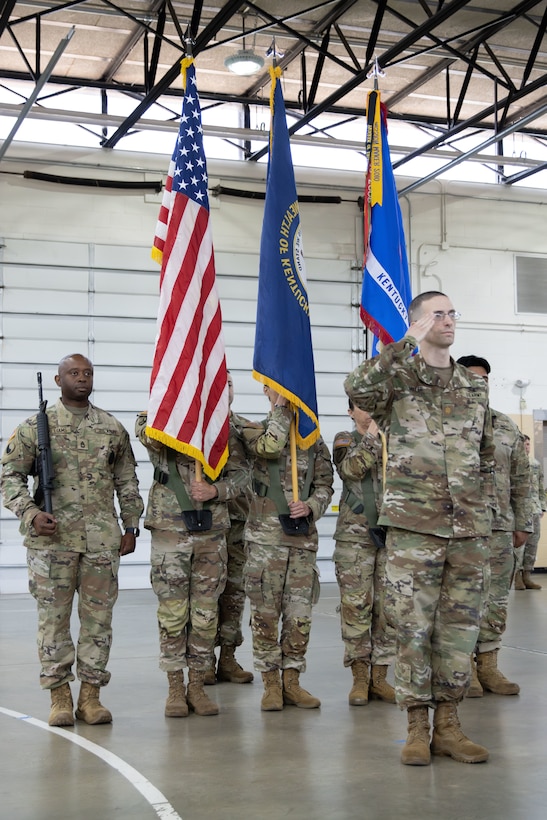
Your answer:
[516,255,547,314]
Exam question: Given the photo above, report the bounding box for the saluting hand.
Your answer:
[406,312,435,344]
[367,419,379,437]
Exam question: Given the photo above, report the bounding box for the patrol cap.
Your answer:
[456,355,491,374]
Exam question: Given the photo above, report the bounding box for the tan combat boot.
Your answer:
[217,645,254,684]
[348,661,369,705]
[75,682,112,724]
[401,705,430,766]
[165,670,188,718]
[261,669,283,711]
[431,702,489,763]
[282,668,320,709]
[476,649,520,695]
[369,665,396,703]
[466,653,483,698]
[513,570,526,590]
[523,571,542,590]
[48,682,74,727]
[186,669,219,715]
[203,659,216,686]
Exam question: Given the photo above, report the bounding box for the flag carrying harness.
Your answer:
[154,450,213,532]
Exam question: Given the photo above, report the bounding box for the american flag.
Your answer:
[147,57,229,480]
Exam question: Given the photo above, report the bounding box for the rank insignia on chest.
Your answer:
[444,405,453,416]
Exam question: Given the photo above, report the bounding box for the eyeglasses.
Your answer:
[432,310,461,321]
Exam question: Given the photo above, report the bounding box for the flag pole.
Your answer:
[289,415,299,503]
[183,34,203,488]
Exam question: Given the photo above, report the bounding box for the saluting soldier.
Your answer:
[345,292,496,766]
[333,399,396,706]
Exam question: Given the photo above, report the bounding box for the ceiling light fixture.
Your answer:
[225,49,264,76]
[225,11,264,76]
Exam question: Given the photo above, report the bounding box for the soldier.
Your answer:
[345,291,495,766]
[514,434,545,590]
[1,354,143,727]
[136,409,249,717]
[205,371,254,685]
[234,386,333,711]
[457,356,532,697]
[333,400,396,706]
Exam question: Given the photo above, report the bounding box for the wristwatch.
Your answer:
[125,527,140,537]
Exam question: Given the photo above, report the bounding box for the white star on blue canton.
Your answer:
[171,64,209,210]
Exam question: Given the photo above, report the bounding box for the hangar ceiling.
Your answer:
[1,1,547,187]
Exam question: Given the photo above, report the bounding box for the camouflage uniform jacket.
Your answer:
[227,411,252,523]
[333,428,383,543]
[490,409,532,532]
[136,411,250,533]
[529,456,547,515]
[233,406,334,551]
[344,336,496,539]
[1,399,143,551]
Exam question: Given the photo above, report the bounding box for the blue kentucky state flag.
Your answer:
[253,66,320,449]
[361,90,412,352]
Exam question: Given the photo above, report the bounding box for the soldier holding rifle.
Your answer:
[1,354,143,727]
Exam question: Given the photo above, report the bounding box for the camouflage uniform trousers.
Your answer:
[522,514,542,572]
[27,548,120,690]
[384,528,489,708]
[477,529,516,653]
[334,539,396,668]
[244,541,320,673]
[150,529,227,672]
[217,519,247,648]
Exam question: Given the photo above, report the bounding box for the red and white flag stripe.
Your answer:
[147,58,229,479]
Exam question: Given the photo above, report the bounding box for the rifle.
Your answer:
[34,372,55,514]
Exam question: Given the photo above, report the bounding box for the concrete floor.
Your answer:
[1,580,547,820]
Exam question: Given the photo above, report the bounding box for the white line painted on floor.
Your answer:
[0,706,182,820]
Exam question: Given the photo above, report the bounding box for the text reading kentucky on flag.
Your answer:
[148,56,229,480]
[253,66,319,449]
